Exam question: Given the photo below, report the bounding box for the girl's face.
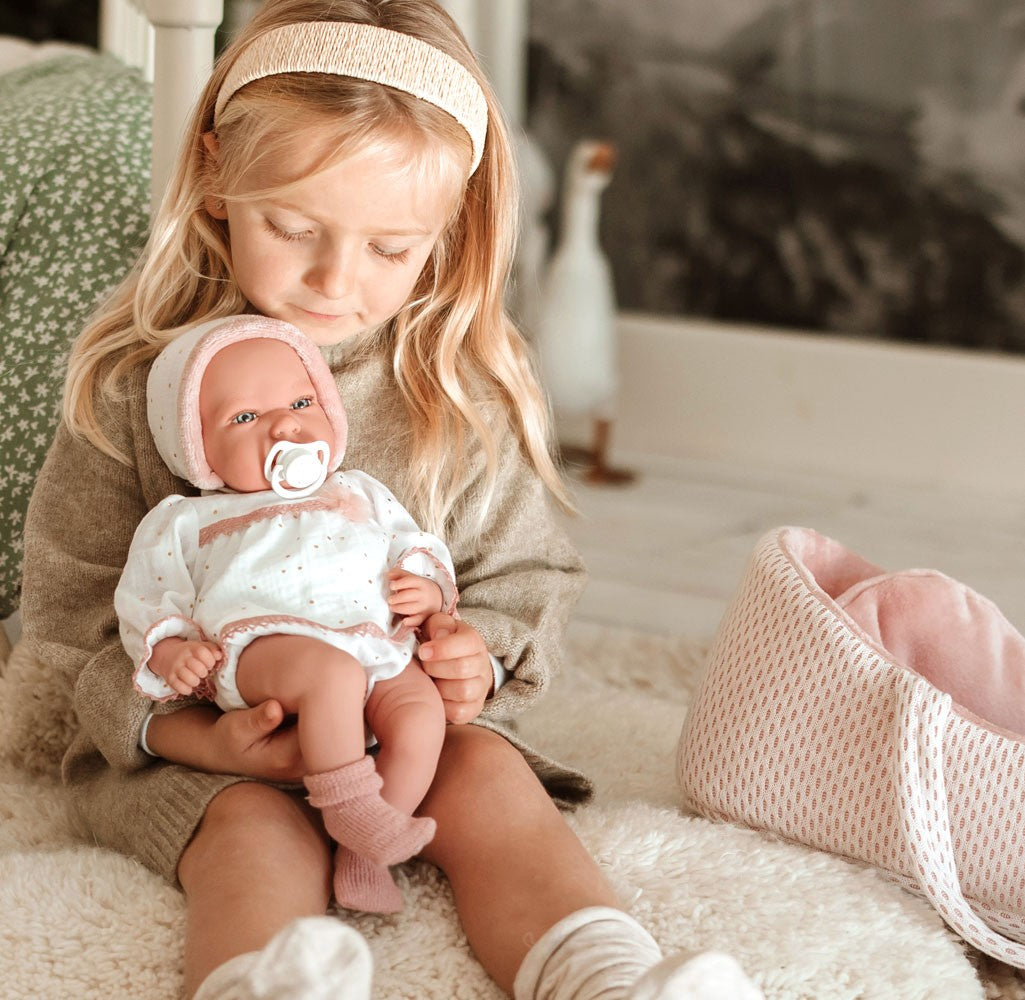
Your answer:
[215,142,457,347]
[199,338,336,493]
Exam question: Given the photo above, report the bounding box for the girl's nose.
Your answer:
[306,243,356,300]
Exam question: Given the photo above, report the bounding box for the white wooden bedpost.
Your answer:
[439,0,479,54]
[145,0,224,212]
[439,0,529,128]
[476,0,528,129]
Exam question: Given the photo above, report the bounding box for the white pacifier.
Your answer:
[263,440,330,499]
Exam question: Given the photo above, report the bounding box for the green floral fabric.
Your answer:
[0,53,150,617]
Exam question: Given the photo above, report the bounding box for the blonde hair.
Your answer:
[64,0,571,532]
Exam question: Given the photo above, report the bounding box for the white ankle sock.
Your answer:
[193,915,372,1000]
[512,906,763,1000]
[513,907,661,1000]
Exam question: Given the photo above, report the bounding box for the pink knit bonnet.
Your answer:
[146,314,348,489]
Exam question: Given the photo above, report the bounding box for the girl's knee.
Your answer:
[420,727,563,868]
[180,782,330,885]
[429,726,544,813]
[442,724,524,771]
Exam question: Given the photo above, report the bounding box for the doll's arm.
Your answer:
[386,568,445,627]
[114,496,208,702]
[148,637,223,697]
[347,471,459,614]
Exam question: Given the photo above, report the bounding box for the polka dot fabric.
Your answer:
[0,54,150,618]
[677,526,1025,967]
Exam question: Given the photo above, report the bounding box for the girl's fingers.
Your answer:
[419,631,485,667]
[419,653,486,680]
[433,676,491,724]
[433,675,489,704]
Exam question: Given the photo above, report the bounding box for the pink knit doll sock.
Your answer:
[304,755,436,865]
[333,846,404,914]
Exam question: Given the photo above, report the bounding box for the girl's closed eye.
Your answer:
[264,219,311,243]
[370,244,411,264]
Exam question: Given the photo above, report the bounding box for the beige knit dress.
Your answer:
[20,335,592,884]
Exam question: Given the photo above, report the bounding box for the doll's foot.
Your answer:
[305,756,436,865]
[334,846,403,914]
[193,915,372,1000]
[632,950,764,1000]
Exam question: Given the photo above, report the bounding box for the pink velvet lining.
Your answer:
[780,527,1025,740]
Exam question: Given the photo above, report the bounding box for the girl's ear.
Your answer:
[201,132,228,220]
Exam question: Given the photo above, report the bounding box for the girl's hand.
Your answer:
[212,700,305,781]
[148,701,305,782]
[418,613,492,725]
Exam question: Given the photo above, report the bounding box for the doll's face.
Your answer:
[199,338,335,493]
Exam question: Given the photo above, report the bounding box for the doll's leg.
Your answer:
[363,660,446,814]
[327,662,445,913]
[235,634,367,773]
[417,726,762,1000]
[237,636,434,867]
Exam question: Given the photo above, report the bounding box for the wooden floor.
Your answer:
[558,452,1025,643]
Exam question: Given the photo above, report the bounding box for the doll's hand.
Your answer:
[387,569,444,628]
[149,637,222,696]
[418,613,492,725]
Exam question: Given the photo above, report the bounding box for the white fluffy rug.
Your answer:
[1,621,1022,999]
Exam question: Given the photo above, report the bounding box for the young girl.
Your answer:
[20,2,763,998]
[117,314,457,914]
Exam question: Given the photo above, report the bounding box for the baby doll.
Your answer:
[115,314,457,913]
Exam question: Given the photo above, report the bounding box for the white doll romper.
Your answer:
[116,471,458,711]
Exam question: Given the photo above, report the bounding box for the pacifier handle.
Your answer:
[263,440,330,499]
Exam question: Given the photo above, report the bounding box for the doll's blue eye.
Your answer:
[292,397,313,410]
[232,411,257,424]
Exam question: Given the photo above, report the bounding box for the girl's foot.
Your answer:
[305,756,435,865]
[193,915,372,1000]
[334,846,403,914]
[633,950,764,999]
[514,906,764,1000]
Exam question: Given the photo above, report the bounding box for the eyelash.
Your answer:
[264,220,310,243]
[371,245,411,265]
[264,220,411,264]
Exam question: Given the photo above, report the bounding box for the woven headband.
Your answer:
[215,21,488,174]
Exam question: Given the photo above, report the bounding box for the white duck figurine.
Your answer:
[535,140,632,483]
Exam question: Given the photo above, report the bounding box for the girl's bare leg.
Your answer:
[364,661,446,814]
[417,725,621,995]
[178,782,332,998]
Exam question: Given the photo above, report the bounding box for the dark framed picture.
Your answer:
[528,0,1025,352]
